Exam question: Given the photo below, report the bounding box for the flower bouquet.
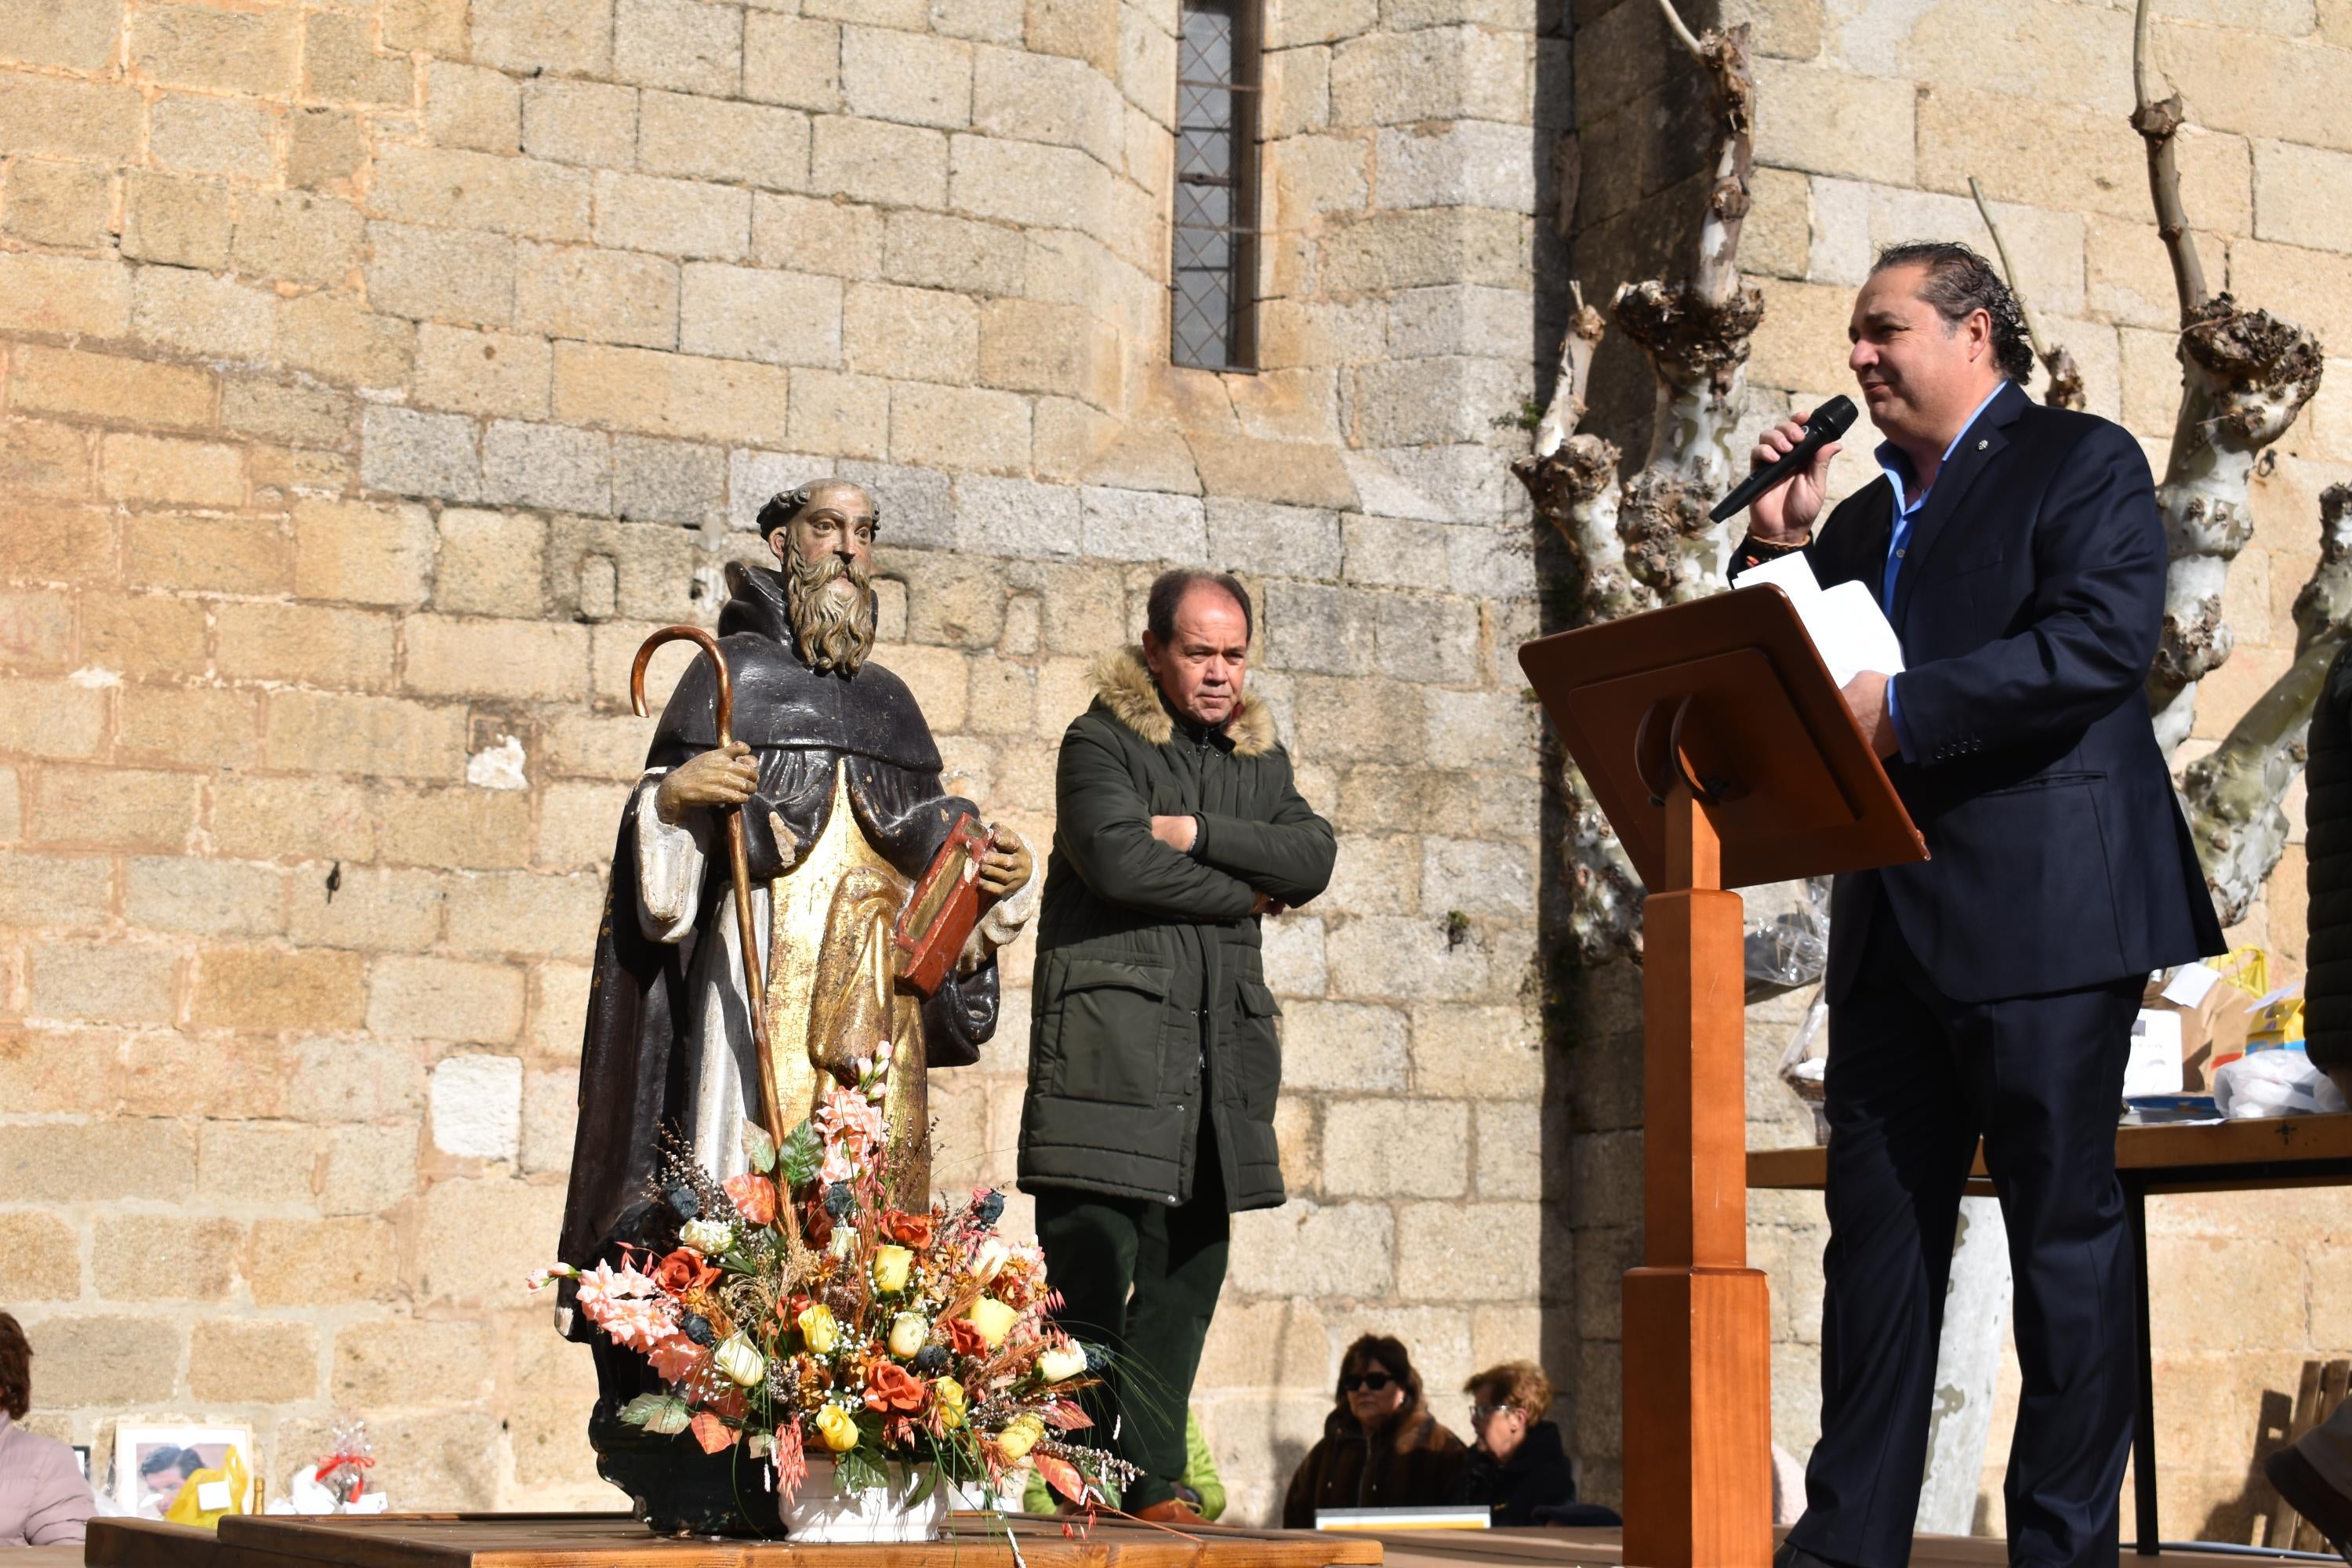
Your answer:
[535,1041,1127,1539]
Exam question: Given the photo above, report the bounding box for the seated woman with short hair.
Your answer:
[1455,1360,1581,1526]
[0,1312,96,1547]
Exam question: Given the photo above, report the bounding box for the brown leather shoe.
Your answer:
[2266,1445,2352,1557]
[1132,1497,1207,1526]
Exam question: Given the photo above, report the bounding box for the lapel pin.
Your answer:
[1976,439,1988,450]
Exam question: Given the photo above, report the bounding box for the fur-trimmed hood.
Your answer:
[1089,645,1276,757]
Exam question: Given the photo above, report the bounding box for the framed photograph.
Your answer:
[112,1424,254,1521]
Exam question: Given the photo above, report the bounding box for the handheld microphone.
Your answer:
[1707,395,1859,524]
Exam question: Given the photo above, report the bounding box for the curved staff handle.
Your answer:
[632,626,786,1150]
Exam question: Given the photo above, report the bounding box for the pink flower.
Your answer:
[818,1087,887,1149]
[647,1334,706,1384]
[819,1145,857,1185]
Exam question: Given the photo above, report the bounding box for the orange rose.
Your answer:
[723,1173,777,1225]
[865,1359,927,1414]
[881,1208,935,1249]
[946,1316,990,1358]
[652,1248,719,1295]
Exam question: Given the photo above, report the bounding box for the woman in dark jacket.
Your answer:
[1455,1360,1578,1526]
[1282,1335,1468,1527]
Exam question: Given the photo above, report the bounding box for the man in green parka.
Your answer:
[1019,567,1336,1523]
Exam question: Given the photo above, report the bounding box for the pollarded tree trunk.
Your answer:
[2183,485,2352,925]
[1513,3,1762,964]
[2123,0,2328,923]
[2129,0,2326,760]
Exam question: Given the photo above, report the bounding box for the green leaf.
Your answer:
[835,1446,887,1494]
[779,1120,822,1187]
[904,1463,938,1511]
[619,1393,693,1436]
[742,1119,778,1175]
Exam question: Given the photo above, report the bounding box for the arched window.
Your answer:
[1171,0,1261,372]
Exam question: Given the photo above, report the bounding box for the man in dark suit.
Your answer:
[1733,241,2225,1568]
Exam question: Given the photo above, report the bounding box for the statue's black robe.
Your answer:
[555,564,998,1281]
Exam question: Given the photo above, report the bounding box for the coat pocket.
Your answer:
[1045,956,1172,1106]
[1233,978,1283,1118]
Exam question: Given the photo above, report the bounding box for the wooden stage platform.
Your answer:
[1365,1526,2339,1567]
[60,1515,2346,1568]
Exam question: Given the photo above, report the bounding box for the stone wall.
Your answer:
[0,0,1559,1527]
[1559,0,2352,1539]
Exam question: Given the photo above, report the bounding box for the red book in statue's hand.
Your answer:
[893,813,996,996]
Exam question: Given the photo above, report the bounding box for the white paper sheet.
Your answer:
[2159,961,2223,1007]
[1744,554,1906,688]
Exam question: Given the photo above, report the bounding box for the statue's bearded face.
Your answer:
[772,482,879,675]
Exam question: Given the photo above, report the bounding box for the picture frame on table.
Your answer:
[112,1423,255,1520]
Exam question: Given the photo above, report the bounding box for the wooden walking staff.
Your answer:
[630,625,786,1151]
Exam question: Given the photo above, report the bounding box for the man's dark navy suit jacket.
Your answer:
[1737,379,2225,1005]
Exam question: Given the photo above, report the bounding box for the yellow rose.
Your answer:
[996,1414,1044,1462]
[873,1243,914,1294]
[888,1312,929,1359]
[1034,1342,1087,1384]
[814,1404,859,1454]
[933,1377,967,1430]
[965,1296,1019,1348]
[712,1334,765,1388]
[797,1303,840,1356]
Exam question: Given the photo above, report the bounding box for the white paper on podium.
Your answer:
[1740,552,1905,688]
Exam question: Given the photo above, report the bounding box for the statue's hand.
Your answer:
[978,825,1032,898]
[653,742,759,825]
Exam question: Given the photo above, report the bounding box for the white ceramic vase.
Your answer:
[781,1459,946,1542]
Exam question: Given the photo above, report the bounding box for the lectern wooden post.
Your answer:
[1519,586,1926,1568]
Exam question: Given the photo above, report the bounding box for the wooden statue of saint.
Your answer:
[554,477,1036,1328]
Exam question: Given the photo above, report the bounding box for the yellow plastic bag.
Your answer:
[2215,946,2269,998]
[162,1447,249,1531]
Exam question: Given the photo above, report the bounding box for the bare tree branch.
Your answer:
[2130,0,2210,318]
[1651,0,1705,62]
[1969,176,2085,410]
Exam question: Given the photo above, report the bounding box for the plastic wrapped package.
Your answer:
[2211,1049,2350,1119]
[1744,877,1831,1000]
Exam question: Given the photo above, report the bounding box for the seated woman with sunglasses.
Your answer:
[1280,1334,1466,1527]
[1455,1360,1584,1526]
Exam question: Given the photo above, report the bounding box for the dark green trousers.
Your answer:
[1033,1123,1229,1512]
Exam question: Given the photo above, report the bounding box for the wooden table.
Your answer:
[85,1513,1385,1568]
[1357,1523,2327,1568]
[1750,1112,2352,1557]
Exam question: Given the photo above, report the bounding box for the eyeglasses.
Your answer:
[1470,1403,1519,1421]
[1340,1372,1395,1393]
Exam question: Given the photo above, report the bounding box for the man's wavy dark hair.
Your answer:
[1871,240,2037,383]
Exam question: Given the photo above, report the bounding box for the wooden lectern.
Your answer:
[1519,586,1926,1568]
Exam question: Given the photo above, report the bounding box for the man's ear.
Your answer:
[1141,631,1163,672]
[767,527,792,567]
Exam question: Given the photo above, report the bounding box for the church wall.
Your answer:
[1561,0,2352,1540]
[0,0,1556,1526]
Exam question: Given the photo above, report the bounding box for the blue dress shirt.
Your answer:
[1878,383,2006,760]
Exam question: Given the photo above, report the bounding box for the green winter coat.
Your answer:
[1018,647,1336,1212]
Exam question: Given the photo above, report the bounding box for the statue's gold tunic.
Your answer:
[760,760,928,1200]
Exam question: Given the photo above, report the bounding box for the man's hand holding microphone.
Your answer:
[1739,404,1900,760]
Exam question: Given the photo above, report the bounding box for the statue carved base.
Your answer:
[590,1400,785,1539]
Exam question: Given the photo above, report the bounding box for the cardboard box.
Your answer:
[2144,955,2261,1091]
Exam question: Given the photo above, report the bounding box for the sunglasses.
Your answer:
[1470,1403,1519,1420]
[1341,1372,1396,1392]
